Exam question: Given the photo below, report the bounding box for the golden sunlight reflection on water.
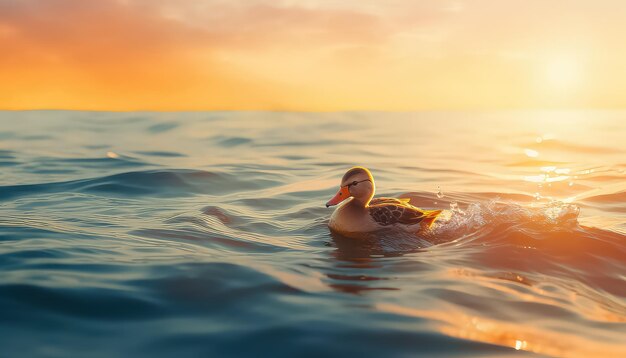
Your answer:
[375,303,626,357]
[523,148,539,158]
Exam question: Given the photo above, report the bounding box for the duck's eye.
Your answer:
[351,181,358,186]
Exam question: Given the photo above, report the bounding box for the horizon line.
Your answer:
[2,107,626,114]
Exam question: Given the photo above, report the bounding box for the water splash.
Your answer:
[449,201,464,215]
[436,186,445,199]
[430,199,580,239]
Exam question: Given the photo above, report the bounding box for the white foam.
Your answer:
[428,199,580,238]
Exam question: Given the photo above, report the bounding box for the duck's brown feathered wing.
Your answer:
[369,197,441,227]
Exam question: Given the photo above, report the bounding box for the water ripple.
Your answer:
[1,110,625,357]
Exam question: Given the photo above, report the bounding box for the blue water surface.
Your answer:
[1,111,625,357]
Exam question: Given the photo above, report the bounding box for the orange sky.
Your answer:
[1,0,625,111]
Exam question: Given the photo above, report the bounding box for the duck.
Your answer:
[325,166,441,238]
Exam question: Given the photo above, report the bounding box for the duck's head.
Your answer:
[326,166,376,207]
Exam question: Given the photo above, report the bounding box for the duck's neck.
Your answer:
[351,195,372,208]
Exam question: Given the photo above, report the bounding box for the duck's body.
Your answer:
[326,167,441,238]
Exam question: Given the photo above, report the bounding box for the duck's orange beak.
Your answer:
[326,186,351,207]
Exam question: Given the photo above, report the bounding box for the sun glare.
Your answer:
[545,57,583,90]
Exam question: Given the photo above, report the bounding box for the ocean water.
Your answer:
[0,110,625,357]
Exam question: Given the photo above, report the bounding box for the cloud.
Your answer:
[0,0,210,64]
[0,0,407,109]
[1,0,625,110]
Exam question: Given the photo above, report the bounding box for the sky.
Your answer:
[1,0,625,111]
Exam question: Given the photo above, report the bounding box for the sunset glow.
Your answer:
[546,56,583,90]
[1,0,626,110]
